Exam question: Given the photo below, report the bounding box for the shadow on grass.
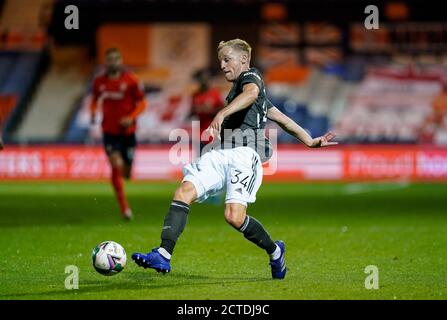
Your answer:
[0,272,271,299]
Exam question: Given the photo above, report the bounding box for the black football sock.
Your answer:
[160,200,190,255]
[238,215,277,255]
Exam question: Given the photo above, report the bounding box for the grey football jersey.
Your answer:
[217,67,273,163]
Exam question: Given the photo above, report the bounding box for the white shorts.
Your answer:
[182,147,263,206]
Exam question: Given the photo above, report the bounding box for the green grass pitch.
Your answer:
[0,181,446,300]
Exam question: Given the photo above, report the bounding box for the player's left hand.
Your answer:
[207,112,224,139]
[120,117,134,128]
[311,131,338,148]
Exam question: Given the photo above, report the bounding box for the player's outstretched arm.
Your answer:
[267,106,338,148]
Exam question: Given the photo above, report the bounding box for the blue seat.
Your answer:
[0,53,19,90]
[322,63,345,78]
[275,100,311,143]
[267,94,286,110]
[306,115,329,137]
[1,53,41,95]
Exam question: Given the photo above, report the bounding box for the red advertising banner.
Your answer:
[344,148,415,180]
[416,150,447,179]
[0,145,183,180]
[1,145,447,181]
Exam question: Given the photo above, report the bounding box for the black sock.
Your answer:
[160,200,190,255]
[238,215,276,254]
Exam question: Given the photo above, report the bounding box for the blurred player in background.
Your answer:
[132,39,337,279]
[90,48,147,220]
[190,68,224,149]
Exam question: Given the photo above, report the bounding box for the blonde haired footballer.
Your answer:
[132,39,337,278]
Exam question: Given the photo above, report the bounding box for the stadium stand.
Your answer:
[0,0,52,140]
[1,0,446,146]
[14,46,92,142]
[0,51,47,137]
[0,0,48,29]
[263,59,447,144]
[62,56,447,145]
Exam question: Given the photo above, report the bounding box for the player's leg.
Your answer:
[108,152,132,219]
[104,134,132,220]
[224,202,284,273]
[120,134,136,180]
[132,150,225,273]
[122,163,131,180]
[225,147,286,279]
[132,181,197,273]
[159,181,197,257]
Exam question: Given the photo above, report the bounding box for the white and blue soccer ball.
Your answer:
[92,241,127,276]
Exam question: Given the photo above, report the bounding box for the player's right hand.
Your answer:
[311,131,338,148]
[205,126,219,140]
[120,117,134,128]
[207,112,224,139]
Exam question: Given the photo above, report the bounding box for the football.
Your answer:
[92,241,127,276]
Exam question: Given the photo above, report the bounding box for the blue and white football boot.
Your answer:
[132,248,171,274]
[269,240,286,279]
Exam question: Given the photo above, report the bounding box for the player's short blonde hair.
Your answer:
[217,39,252,61]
